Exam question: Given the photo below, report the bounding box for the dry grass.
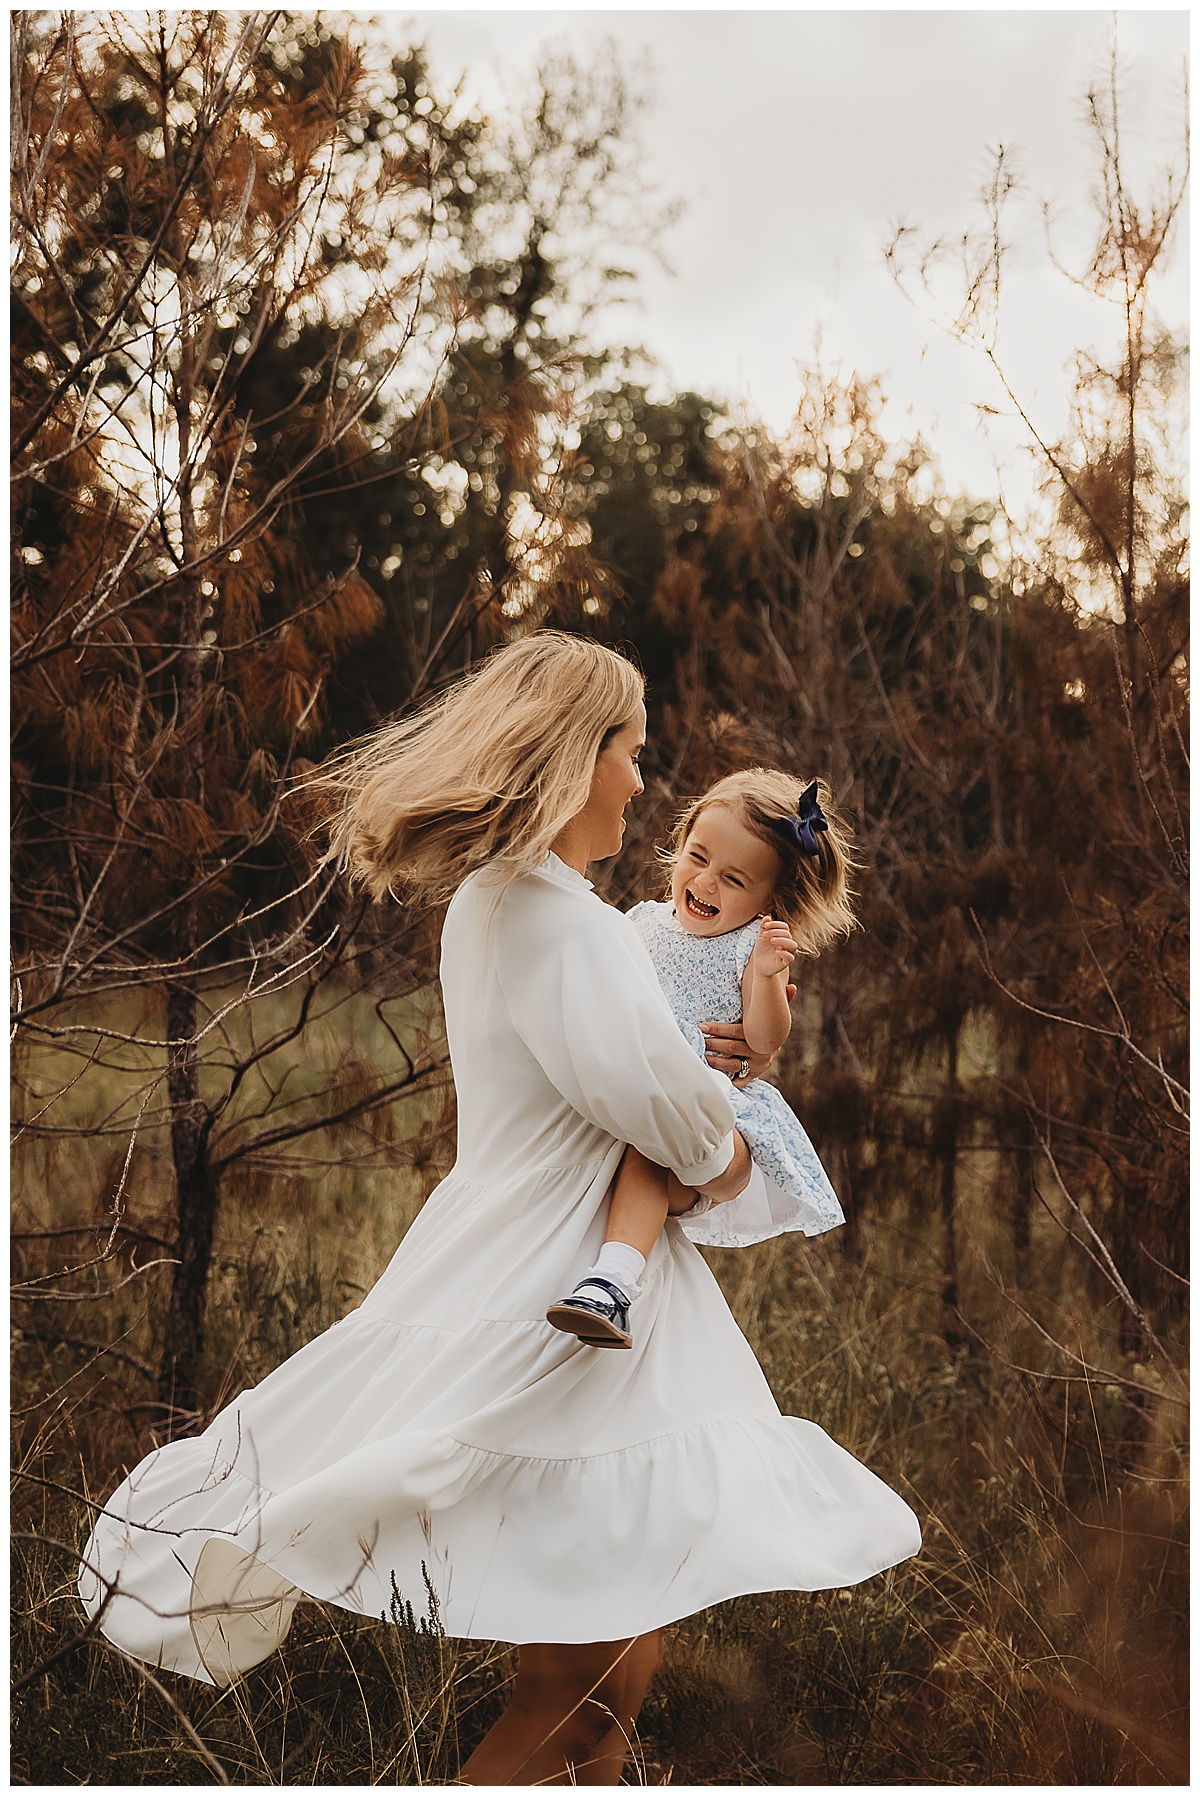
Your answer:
[11,1021,1188,1785]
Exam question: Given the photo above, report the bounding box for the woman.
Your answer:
[80,633,920,1784]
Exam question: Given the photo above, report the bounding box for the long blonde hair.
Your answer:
[312,632,645,900]
[660,767,859,954]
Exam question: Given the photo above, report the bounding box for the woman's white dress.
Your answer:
[79,854,920,1686]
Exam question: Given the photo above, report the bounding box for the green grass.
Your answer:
[11,990,1189,1784]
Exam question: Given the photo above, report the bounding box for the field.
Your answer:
[12,11,1187,1784]
[11,990,1188,1785]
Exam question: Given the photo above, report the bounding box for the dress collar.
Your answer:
[661,902,689,935]
[662,903,759,940]
[539,851,595,892]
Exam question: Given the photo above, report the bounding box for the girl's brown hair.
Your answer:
[661,767,859,953]
[311,632,644,900]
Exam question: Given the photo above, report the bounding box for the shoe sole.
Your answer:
[545,1303,632,1349]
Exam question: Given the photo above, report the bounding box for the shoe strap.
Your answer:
[573,1275,629,1307]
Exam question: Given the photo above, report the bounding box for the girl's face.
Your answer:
[672,804,781,936]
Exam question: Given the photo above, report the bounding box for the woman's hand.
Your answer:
[665,1132,753,1214]
[701,985,796,1085]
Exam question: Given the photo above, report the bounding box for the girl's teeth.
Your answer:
[687,891,717,917]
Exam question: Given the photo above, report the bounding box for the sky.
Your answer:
[381,8,1189,525]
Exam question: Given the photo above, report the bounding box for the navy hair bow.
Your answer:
[776,782,829,857]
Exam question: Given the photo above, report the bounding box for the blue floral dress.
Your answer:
[626,901,845,1249]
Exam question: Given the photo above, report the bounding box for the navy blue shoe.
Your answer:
[546,1277,633,1349]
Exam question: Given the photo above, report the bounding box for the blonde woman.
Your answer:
[80,632,920,1784]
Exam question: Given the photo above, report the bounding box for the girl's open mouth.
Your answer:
[684,889,719,920]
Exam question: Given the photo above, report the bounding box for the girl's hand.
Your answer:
[753,915,798,979]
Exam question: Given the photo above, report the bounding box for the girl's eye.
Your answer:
[726,876,744,888]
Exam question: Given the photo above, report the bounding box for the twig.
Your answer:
[11,1257,178,1300]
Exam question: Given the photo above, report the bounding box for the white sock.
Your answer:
[575,1242,646,1304]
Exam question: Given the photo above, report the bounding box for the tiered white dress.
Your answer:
[627,901,845,1248]
[79,854,920,1687]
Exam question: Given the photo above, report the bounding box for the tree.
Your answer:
[885,41,1188,722]
[317,44,680,736]
[11,15,687,1416]
[885,38,1188,1356]
[627,372,1010,1336]
[591,306,1183,1382]
[11,11,491,1412]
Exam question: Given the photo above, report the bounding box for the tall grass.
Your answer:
[12,1020,1187,1784]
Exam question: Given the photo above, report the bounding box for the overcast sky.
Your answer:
[382,8,1188,524]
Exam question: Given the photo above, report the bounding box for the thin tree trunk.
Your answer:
[838,1143,860,1263]
[1012,1148,1033,1291]
[819,976,859,1262]
[480,234,547,607]
[939,1029,964,1348]
[483,344,520,605]
[1121,273,1140,718]
[158,975,217,1418]
[157,209,217,1417]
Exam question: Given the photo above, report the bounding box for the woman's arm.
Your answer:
[666,1133,753,1211]
[497,884,738,1189]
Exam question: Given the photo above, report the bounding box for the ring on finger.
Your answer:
[737,1057,750,1081]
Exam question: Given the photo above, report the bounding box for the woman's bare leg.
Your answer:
[585,1627,664,1783]
[605,1145,671,1257]
[459,1631,663,1786]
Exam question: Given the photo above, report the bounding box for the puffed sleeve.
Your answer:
[497,884,736,1187]
[733,915,759,977]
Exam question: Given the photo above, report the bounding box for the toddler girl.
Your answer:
[547,767,855,1348]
